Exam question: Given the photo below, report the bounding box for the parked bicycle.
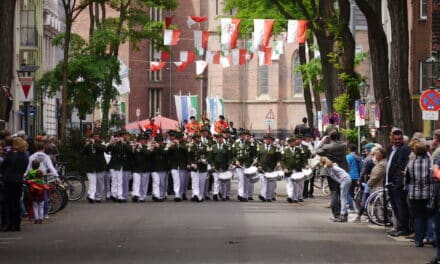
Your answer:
[56,161,86,201]
[365,187,393,226]
[313,167,330,196]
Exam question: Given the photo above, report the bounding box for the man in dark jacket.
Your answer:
[386,128,412,237]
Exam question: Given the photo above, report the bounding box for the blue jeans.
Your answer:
[340,178,352,215]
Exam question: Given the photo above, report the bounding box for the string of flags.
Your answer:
[150,17,308,73]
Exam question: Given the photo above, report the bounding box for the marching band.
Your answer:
[81,117,315,204]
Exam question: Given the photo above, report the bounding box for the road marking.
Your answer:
[0,237,23,240]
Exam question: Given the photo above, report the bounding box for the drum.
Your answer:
[308,155,321,169]
[264,171,284,181]
[218,171,233,181]
[244,166,258,178]
[290,171,305,182]
[249,173,262,184]
[302,168,313,181]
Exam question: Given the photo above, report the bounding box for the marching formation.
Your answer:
[82,116,316,204]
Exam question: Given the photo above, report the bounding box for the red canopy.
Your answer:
[125,115,180,132]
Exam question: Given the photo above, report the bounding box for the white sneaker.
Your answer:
[44,215,49,219]
[347,209,357,214]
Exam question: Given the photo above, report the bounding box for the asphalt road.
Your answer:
[0,193,435,264]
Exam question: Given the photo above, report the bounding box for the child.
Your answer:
[24,160,41,220]
[26,160,41,180]
[26,170,48,224]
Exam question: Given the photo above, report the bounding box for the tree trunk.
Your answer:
[355,0,393,146]
[88,3,94,37]
[0,0,17,130]
[307,43,321,114]
[388,0,413,135]
[60,16,72,145]
[298,44,314,130]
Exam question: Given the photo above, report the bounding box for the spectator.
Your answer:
[386,128,412,237]
[345,144,362,212]
[406,141,433,247]
[294,117,312,136]
[0,137,29,232]
[25,170,48,224]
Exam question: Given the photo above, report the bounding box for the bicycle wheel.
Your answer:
[63,176,86,201]
[366,190,379,222]
[368,191,393,226]
[321,178,330,196]
[48,187,63,214]
[354,189,363,212]
[58,185,68,210]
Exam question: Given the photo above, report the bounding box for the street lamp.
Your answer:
[424,51,440,89]
[16,63,39,136]
[358,80,370,103]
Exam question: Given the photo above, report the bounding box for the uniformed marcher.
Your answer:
[281,135,311,203]
[107,131,132,202]
[167,131,188,202]
[151,134,169,201]
[81,131,107,203]
[188,132,209,202]
[131,134,152,202]
[210,133,233,201]
[232,129,257,202]
[257,134,281,202]
[120,131,133,201]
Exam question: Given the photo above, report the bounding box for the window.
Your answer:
[292,54,303,95]
[258,65,269,95]
[149,7,162,21]
[149,88,162,116]
[420,60,428,92]
[420,0,427,20]
[149,45,162,81]
[20,1,37,47]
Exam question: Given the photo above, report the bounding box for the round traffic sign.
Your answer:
[420,89,440,111]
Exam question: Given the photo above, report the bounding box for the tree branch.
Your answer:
[270,0,293,19]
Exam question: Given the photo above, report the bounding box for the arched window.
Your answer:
[292,54,303,95]
[258,65,269,95]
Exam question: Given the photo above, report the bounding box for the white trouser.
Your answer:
[266,180,277,200]
[95,171,105,201]
[191,171,207,200]
[246,178,255,198]
[33,201,44,220]
[219,179,231,198]
[293,179,305,200]
[260,174,267,198]
[212,172,221,195]
[110,168,124,199]
[286,177,294,199]
[152,171,167,199]
[180,170,190,197]
[122,171,131,199]
[104,171,111,199]
[87,172,97,200]
[171,169,182,198]
[236,168,246,197]
[132,172,151,200]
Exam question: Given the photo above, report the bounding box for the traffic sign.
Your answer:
[422,110,439,120]
[420,89,440,111]
[265,109,275,119]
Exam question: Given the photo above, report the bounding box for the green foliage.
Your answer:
[341,127,358,144]
[295,57,324,93]
[59,127,87,175]
[37,28,121,119]
[333,93,351,115]
[223,0,305,37]
[355,51,368,66]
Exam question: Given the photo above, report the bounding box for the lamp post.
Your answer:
[422,52,440,134]
[424,52,439,89]
[358,80,370,153]
[16,64,39,136]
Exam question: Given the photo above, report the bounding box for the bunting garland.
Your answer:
[155,15,308,75]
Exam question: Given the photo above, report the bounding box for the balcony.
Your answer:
[20,26,38,49]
